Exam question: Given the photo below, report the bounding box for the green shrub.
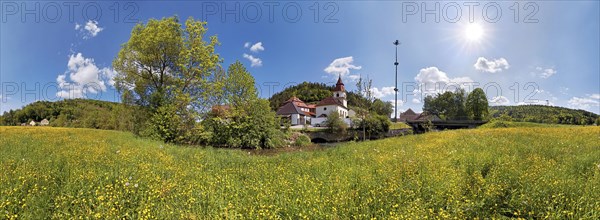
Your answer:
[294,134,312,147]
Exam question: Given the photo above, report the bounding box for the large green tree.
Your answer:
[112,16,221,142]
[371,99,394,118]
[113,16,221,113]
[466,88,489,120]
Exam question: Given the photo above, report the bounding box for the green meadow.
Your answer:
[1,126,599,219]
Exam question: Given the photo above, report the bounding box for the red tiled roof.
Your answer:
[403,108,416,115]
[303,111,316,117]
[277,102,301,115]
[317,97,346,108]
[285,96,311,108]
[397,108,419,121]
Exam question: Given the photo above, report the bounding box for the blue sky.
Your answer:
[1,1,599,115]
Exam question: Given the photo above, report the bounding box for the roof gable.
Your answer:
[276,102,305,115]
[316,97,345,108]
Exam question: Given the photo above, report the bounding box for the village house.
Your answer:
[29,120,36,126]
[397,108,418,122]
[40,119,50,126]
[275,96,316,125]
[396,108,441,122]
[276,75,353,127]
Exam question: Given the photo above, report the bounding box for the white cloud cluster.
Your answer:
[474,57,510,73]
[568,94,600,112]
[347,74,361,82]
[243,42,264,67]
[242,53,262,67]
[56,53,116,99]
[370,86,396,99]
[534,66,557,79]
[413,67,474,96]
[324,56,362,77]
[250,42,264,52]
[489,96,510,105]
[75,20,103,39]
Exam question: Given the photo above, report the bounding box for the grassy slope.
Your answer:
[1,126,599,219]
[479,121,577,129]
[389,122,411,129]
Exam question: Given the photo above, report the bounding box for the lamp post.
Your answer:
[393,40,400,122]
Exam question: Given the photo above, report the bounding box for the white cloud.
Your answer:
[249,42,264,52]
[413,67,474,96]
[559,86,569,95]
[474,57,510,73]
[243,53,262,67]
[489,96,510,105]
[76,20,103,39]
[244,42,250,48]
[534,67,557,79]
[412,98,421,104]
[324,56,362,77]
[371,87,396,98]
[347,74,361,82]
[568,94,600,111]
[56,53,116,99]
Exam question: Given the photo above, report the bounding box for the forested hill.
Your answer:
[0,99,135,130]
[268,82,382,111]
[490,105,599,125]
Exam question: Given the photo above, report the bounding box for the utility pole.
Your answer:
[393,40,400,122]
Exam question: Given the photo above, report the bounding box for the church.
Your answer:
[276,75,352,127]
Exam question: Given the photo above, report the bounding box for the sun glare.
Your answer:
[464,23,484,41]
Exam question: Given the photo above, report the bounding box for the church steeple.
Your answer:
[333,74,345,92]
[332,74,347,108]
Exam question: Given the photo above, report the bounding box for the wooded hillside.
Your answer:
[490,105,599,125]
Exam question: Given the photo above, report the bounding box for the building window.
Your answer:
[324,107,327,111]
[336,93,339,97]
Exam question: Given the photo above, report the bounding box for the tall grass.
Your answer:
[1,126,598,219]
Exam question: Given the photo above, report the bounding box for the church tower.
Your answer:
[333,74,347,108]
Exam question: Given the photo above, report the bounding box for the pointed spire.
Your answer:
[333,74,345,92]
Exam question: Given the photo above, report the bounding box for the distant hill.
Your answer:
[490,105,599,125]
[0,99,136,130]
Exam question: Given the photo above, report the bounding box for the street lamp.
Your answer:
[393,40,400,122]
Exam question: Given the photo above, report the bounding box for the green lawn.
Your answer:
[1,126,599,219]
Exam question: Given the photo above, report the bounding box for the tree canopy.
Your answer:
[466,88,489,120]
[490,105,598,125]
[424,88,486,120]
[113,16,221,114]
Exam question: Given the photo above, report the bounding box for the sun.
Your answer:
[464,23,484,41]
